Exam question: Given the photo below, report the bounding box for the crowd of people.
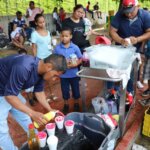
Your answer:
[0,0,150,150]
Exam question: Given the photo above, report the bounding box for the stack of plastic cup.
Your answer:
[46,123,56,136]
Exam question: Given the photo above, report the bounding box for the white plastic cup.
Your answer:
[125,38,132,46]
[37,131,47,148]
[47,135,58,150]
[55,116,64,130]
[52,39,57,46]
[46,123,56,136]
[65,120,75,135]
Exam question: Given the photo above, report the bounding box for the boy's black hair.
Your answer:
[61,27,72,34]
[16,11,22,16]
[18,48,27,54]
[44,54,67,73]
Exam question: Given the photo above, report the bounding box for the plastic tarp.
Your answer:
[85,45,136,70]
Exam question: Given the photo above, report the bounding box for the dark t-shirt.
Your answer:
[94,5,99,10]
[0,54,44,96]
[62,18,89,49]
[111,9,150,51]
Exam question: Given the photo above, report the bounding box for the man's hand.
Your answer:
[120,39,130,47]
[29,110,48,126]
[130,36,138,45]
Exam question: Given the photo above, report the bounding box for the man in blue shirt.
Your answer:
[0,54,67,150]
[109,0,150,97]
[13,11,32,40]
[13,11,26,28]
[110,0,150,50]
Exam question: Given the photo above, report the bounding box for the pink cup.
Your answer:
[65,120,75,135]
[46,123,56,136]
[55,116,64,129]
[37,131,47,148]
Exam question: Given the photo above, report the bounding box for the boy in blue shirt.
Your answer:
[54,27,82,114]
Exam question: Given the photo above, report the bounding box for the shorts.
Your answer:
[60,77,80,100]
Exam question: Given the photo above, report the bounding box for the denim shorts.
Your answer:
[60,77,80,100]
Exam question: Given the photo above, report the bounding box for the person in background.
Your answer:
[93,2,102,19]
[11,23,25,49]
[59,7,66,22]
[31,14,52,59]
[62,4,90,54]
[13,11,32,40]
[0,54,67,150]
[54,27,82,114]
[31,14,57,101]
[82,10,102,40]
[53,7,61,35]
[109,0,150,98]
[26,1,44,28]
[86,1,95,20]
[13,11,26,28]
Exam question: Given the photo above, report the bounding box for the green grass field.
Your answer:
[0,0,149,16]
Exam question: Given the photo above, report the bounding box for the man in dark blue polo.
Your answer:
[109,0,150,97]
[0,54,67,150]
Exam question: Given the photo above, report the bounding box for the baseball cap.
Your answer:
[122,0,138,13]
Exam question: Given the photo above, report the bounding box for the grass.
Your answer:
[0,0,149,16]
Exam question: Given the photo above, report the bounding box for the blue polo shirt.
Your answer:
[111,9,150,51]
[13,18,26,27]
[54,42,82,78]
[0,54,44,96]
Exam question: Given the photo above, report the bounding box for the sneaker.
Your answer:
[137,81,144,89]
[138,99,150,106]
[74,103,80,112]
[142,89,150,97]
[63,104,69,115]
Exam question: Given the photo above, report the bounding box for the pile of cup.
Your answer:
[37,116,75,150]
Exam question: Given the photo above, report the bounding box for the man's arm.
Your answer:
[32,43,37,56]
[34,91,54,112]
[109,26,129,47]
[5,95,47,126]
[130,29,150,45]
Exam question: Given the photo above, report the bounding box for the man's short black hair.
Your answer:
[61,27,72,35]
[29,1,35,5]
[44,54,67,73]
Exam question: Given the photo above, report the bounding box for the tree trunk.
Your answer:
[75,0,77,6]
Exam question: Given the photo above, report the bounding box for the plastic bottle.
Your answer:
[28,123,40,150]
[33,111,56,128]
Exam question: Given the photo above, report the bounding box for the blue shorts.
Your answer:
[60,77,80,100]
